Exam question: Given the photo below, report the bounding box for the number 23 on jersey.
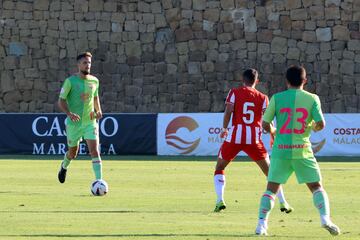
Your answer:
[279,108,308,134]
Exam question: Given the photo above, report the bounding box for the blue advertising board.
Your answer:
[0,114,157,155]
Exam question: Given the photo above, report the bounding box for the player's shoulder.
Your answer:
[86,75,99,85]
[300,90,320,102]
[88,74,99,81]
[228,87,237,93]
[229,87,246,97]
[66,74,81,82]
[66,75,76,80]
[254,88,268,99]
[232,86,267,98]
[272,89,295,99]
[226,87,240,98]
[63,75,77,85]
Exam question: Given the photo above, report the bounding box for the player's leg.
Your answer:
[63,146,78,168]
[213,142,240,212]
[256,181,280,235]
[58,146,79,183]
[85,124,102,180]
[245,143,293,213]
[307,182,340,235]
[255,156,293,235]
[294,158,340,235]
[293,158,340,235]
[213,157,230,212]
[86,138,102,180]
[58,124,81,183]
[254,158,293,213]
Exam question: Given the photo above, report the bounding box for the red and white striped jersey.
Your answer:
[225,86,269,145]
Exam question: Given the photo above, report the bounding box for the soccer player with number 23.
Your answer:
[255,65,340,236]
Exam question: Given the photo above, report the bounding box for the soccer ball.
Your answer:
[91,179,108,196]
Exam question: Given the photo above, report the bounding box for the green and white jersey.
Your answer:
[59,75,99,126]
[263,89,324,159]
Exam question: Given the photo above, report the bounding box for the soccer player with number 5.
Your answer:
[255,65,340,236]
[213,69,293,214]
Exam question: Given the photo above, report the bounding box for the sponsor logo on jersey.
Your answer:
[80,93,90,102]
[88,83,95,90]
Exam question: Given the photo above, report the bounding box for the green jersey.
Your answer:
[59,75,99,126]
[263,89,324,159]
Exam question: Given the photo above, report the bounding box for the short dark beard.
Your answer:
[81,70,90,75]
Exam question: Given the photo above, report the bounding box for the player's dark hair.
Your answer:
[286,65,306,87]
[76,52,92,61]
[242,68,258,85]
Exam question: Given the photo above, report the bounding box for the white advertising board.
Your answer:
[310,114,360,156]
[158,113,360,156]
[157,113,271,156]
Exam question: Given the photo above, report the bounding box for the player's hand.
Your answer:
[270,132,275,148]
[312,121,322,132]
[220,128,228,138]
[95,111,102,120]
[90,111,102,120]
[67,112,80,122]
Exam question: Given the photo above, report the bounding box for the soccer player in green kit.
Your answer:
[57,52,103,183]
[255,66,340,236]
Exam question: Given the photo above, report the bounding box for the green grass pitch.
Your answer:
[0,157,359,240]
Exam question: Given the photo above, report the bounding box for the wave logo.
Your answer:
[311,139,326,153]
[165,116,201,154]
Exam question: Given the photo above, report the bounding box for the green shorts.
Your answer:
[66,123,99,147]
[268,157,322,184]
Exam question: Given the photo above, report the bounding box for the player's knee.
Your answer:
[67,149,78,159]
[89,149,100,158]
[68,152,77,159]
[215,160,227,171]
[308,182,322,192]
[215,165,225,171]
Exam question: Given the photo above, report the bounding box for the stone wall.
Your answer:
[0,0,359,113]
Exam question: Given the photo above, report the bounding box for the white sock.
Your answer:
[276,186,287,204]
[258,218,268,229]
[320,214,331,225]
[214,174,225,203]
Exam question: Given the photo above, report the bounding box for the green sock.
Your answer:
[258,190,276,220]
[92,157,102,180]
[62,152,71,169]
[313,189,330,216]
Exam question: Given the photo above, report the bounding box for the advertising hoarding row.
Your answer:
[0,113,359,156]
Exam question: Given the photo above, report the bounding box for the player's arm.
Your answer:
[262,96,276,135]
[58,79,80,122]
[220,89,235,138]
[94,96,103,120]
[220,103,233,138]
[312,120,325,132]
[261,95,276,135]
[262,121,276,135]
[311,95,325,132]
[58,98,80,122]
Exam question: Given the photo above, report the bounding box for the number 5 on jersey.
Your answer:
[243,102,255,124]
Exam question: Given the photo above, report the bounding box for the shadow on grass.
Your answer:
[0,155,218,161]
[0,233,303,238]
[0,210,209,214]
[0,210,135,214]
[0,155,359,162]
